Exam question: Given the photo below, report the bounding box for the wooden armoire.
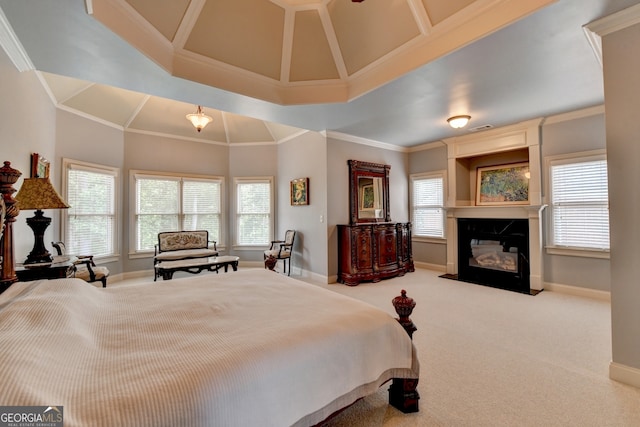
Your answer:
[337,160,414,286]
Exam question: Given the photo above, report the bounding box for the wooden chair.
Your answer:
[51,241,110,287]
[263,230,296,275]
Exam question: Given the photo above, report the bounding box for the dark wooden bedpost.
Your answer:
[389,289,420,413]
[0,161,21,291]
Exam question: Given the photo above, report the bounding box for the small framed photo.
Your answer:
[476,162,529,206]
[291,177,309,206]
[31,153,50,178]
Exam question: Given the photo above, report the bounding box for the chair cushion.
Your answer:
[155,249,219,261]
[75,266,109,281]
[264,249,290,258]
[157,231,209,252]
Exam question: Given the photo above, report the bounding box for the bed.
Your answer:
[0,268,419,426]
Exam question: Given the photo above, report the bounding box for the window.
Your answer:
[410,172,445,239]
[132,172,223,253]
[234,177,273,247]
[548,151,609,252]
[62,159,119,259]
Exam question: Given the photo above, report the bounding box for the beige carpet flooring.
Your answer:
[114,268,640,426]
[306,268,640,427]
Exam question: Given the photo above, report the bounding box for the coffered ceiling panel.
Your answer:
[89,0,556,104]
[124,0,190,41]
[290,9,339,82]
[224,113,275,143]
[184,0,285,80]
[63,84,148,126]
[327,0,420,76]
[39,71,303,145]
[422,0,476,26]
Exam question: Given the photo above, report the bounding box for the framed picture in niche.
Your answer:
[476,162,529,206]
[31,153,50,178]
[290,177,309,206]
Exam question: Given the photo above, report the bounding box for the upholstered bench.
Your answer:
[154,230,218,280]
[155,256,240,281]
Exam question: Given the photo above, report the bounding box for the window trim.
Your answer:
[61,158,120,263]
[129,169,225,258]
[410,170,447,242]
[544,149,609,259]
[233,176,274,250]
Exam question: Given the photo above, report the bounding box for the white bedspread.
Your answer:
[0,269,418,427]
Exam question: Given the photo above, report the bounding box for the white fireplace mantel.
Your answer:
[442,119,545,291]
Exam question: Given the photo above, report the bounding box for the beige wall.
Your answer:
[602,19,640,381]
[276,131,328,277]
[0,50,57,263]
[326,138,409,281]
[0,41,618,292]
[123,132,230,274]
[409,144,448,268]
[407,111,611,291]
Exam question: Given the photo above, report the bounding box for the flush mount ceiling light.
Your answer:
[186,105,213,132]
[447,115,471,129]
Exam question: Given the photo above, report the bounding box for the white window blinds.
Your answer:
[411,174,445,238]
[183,179,221,242]
[65,161,118,258]
[134,174,222,252]
[550,158,609,250]
[136,176,180,251]
[236,179,272,246]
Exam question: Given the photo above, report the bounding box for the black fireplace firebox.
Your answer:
[457,218,530,294]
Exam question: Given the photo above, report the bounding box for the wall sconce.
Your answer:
[186,105,213,132]
[15,177,69,264]
[447,115,471,129]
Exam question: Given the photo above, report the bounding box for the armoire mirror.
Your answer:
[348,160,391,225]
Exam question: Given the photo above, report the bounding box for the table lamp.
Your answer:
[15,177,69,265]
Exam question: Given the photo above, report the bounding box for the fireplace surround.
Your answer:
[443,119,545,294]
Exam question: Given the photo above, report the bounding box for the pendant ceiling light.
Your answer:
[186,105,213,132]
[447,115,471,129]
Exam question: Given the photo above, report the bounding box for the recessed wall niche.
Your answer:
[445,119,542,207]
[443,118,545,292]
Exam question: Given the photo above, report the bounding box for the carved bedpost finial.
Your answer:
[389,289,419,413]
[0,161,21,289]
[392,289,417,338]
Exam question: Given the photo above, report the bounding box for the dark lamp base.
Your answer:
[24,209,54,265]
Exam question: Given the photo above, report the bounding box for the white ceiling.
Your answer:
[1,0,639,148]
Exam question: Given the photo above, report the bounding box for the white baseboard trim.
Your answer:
[610,361,640,389]
[544,282,610,301]
[413,262,446,272]
[112,269,153,283]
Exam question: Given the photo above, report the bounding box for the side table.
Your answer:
[15,258,76,282]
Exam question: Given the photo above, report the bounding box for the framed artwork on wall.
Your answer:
[291,177,309,206]
[31,153,50,178]
[476,162,529,206]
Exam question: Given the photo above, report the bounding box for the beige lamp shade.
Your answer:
[15,178,69,210]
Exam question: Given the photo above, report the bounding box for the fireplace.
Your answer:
[457,218,530,293]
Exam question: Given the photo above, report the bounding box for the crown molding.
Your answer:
[585,3,640,37]
[583,3,640,67]
[325,131,408,153]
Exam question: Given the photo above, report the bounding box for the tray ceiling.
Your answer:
[90,0,555,105]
